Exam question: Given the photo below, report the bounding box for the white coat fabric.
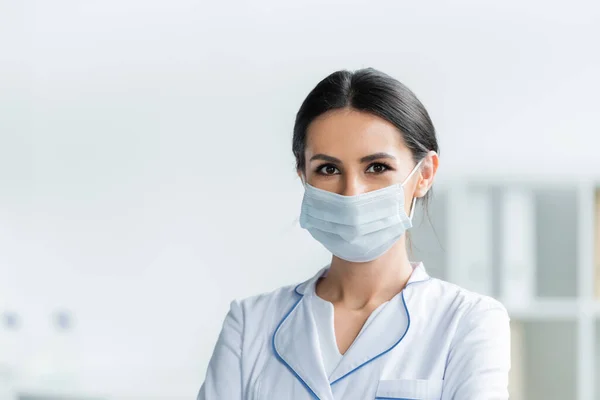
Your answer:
[197,262,511,400]
[309,287,344,377]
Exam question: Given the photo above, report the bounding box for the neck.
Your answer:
[316,237,414,310]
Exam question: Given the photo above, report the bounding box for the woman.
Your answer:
[197,68,510,400]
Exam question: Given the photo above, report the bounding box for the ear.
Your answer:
[414,151,439,198]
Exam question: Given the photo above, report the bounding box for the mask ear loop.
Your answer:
[300,174,307,188]
[404,158,425,221]
[408,196,418,220]
[401,158,425,186]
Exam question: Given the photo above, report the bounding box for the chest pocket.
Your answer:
[375,379,444,400]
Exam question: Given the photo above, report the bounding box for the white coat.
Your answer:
[197,263,511,400]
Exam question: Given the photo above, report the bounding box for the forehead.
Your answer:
[305,108,408,155]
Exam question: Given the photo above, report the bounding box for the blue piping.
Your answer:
[330,277,431,387]
[272,284,320,399]
[329,292,410,386]
[272,277,432,399]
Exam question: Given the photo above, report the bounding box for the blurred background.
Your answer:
[1,0,600,399]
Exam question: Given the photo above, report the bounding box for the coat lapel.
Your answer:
[328,262,430,385]
[273,266,334,400]
[273,263,431,396]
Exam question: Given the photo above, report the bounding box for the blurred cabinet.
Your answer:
[534,187,579,298]
[410,178,596,400]
[448,184,495,297]
[500,187,536,306]
[411,181,581,299]
[595,319,600,400]
[511,320,578,400]
[508,320,525,400]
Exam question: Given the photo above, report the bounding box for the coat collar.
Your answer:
[272,262,431,398]
[294,261,430,296]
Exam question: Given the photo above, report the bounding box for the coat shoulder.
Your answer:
[429,278,506,311]
[419,277,508,321]
[234,281,303,323]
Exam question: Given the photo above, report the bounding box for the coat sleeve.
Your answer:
[197,299,244,400]
[441,298,511,400]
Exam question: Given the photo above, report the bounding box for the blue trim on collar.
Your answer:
[272,285,320,399]
[329,276,431,386]
[330,291,411,386]
[272,276,433,398]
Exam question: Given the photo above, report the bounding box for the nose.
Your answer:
[340,174,366,196]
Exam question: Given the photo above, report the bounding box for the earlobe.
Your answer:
[415,188,428,199]
[415,179,431,198]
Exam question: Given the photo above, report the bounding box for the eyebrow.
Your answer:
[309,152,396,163]
[359,152,396,163]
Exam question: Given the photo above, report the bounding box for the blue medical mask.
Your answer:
[299,160,423,263]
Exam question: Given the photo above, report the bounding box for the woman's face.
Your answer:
[300,108,435,213]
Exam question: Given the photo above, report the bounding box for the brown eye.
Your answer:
[366,163,390,174]
[317,164,340,175]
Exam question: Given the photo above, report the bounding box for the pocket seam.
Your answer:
[375,378,444,400]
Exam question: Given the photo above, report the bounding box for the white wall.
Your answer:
[1,0,599,397]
